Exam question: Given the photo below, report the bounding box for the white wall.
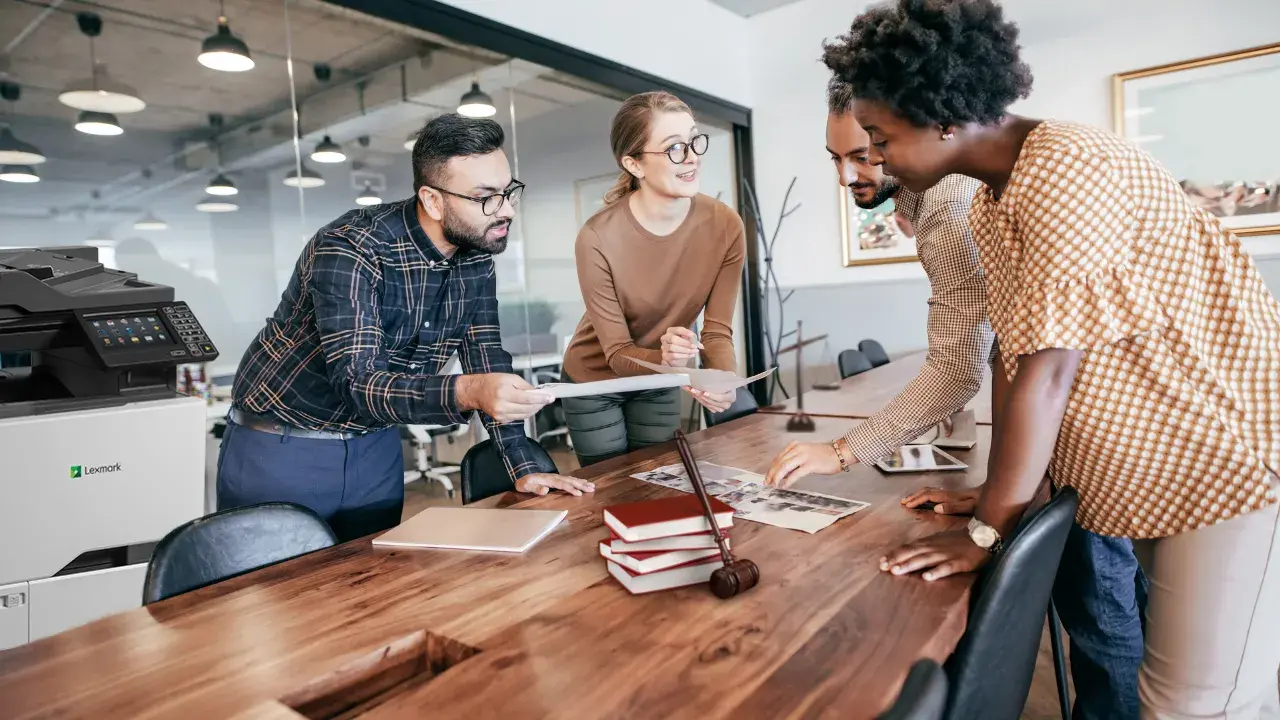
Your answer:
[434,0,753,108]
[744,0,1280,290]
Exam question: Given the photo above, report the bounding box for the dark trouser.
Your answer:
[1053,522,1149,720]
[216,419,405,543]
[560,372,681,467]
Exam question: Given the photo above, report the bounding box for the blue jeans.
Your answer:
[216,419,404,543]
[1053,522,1148,720]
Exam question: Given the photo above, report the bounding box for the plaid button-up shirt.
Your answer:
[233,198,541,482]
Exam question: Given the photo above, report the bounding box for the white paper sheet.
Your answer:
[627,358,777,394]
[632,462,869,534]
[536,373,690,399]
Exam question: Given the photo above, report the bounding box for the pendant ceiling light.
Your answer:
[205,172,237,196]
[195,197,239,212]
[198,2,254,73]
[355,184,382,206]
[75,110,123,136]
[283,163,325,188]
[0,127,46,164]
[457,81,496,118]
[0,83,47,165]
[59,14,145,115]
[0,164,39,183]
[310,135,346,163]
[133,211,168,230]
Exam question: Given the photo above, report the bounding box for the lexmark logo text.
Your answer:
[70,463,122,478]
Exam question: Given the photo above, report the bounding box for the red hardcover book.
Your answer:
[598,540,721,574]
[607,530,730,554]
[603,495,734,543]
[606,556,720,594]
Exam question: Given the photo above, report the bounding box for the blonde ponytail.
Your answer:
[602,171,639,207]
[601,91,693,207]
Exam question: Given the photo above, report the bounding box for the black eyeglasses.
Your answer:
[637,133,709,164]
[429,180,525,216]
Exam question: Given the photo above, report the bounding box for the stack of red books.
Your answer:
[600,494,735,594]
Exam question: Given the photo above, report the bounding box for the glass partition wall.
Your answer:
[0,0,748,467]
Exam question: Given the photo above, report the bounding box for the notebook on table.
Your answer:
[372,507,567,553]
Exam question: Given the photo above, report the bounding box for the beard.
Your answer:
[442,203,510,255]
[849,176,902,209]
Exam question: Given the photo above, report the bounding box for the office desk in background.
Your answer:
[762,351,994,425]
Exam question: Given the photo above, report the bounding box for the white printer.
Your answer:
[0,246,214,651]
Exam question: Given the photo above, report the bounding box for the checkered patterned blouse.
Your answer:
[970,120,1280,538]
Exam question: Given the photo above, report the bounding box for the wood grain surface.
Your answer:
[0,415,992,719]
[762,351,994,425]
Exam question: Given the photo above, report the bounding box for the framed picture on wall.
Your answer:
[574,173,619,228]
[839,185,917,267]
[1113,42,1280,237]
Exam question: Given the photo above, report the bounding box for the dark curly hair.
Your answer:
[821,0,1033,127]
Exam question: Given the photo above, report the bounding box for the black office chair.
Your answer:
[838,349,874,379]
[460,438,559,504]
[942,487,1079,720]
[142,502,337,605]
[877,659,949,720]
[703,387,759,427]
[859,339,891,368]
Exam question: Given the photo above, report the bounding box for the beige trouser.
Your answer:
[1132,487,1280,719]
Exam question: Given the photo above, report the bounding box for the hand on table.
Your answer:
[685,387,735,414]
[766,441,845,487]
[458,373,553,424]
[880,529,991,582]
[515,473,596,497]
[661,327,703,367]
[901,486,980,515]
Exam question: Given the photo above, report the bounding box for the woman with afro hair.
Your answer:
[829,0,1280,715]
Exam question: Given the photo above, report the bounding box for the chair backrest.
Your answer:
[142,502,337,604]
[943,487,1080,720]
[877,659,949,720]
[461,438,558,504]
[858,339,891,368]
[704,387,759,427]
[838,349,874,379]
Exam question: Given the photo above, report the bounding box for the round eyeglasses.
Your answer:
[638,133,709,164]
[430,181,524,216]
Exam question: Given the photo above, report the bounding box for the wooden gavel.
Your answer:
[674,430,760,599]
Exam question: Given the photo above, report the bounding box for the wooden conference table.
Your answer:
[0,414,992,719]
[763,351,994,425]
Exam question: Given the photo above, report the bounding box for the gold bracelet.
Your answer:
[832,440,850,472]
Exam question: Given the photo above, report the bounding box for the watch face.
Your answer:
[969,519,997,547]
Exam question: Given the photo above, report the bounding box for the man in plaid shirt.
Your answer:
[220,114,593,542]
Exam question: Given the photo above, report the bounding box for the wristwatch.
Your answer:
[967,517,1004,554]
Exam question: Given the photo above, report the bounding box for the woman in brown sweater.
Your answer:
[561,91,746,466]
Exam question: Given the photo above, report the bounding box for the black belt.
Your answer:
[228,407,364,440]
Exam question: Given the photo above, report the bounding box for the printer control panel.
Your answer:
[78,302,219,368]
[160,304,217,359]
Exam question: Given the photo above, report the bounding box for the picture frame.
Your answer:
[838,185,917,267]
[1113,43,1280,237]
[573,172,620,228]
